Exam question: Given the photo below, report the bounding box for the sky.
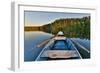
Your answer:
[24,11,90,26]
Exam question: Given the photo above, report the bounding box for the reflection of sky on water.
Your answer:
[24,31,53,61]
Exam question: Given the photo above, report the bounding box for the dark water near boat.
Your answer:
[71,38,90,51]
[24,31,90,61]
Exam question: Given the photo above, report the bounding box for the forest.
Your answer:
[42,16,90,39]
[25,16,90,39]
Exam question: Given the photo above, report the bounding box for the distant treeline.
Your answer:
[25,26,41,31]
[25,16,90,39]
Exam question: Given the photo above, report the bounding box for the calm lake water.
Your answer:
[71,38,90,51]
[24,31,53,61]
[24,31,90,61]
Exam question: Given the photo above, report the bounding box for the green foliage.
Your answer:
[42,16,90,39]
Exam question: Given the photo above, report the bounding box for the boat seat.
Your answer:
[41,50,79,58]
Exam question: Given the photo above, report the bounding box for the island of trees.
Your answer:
[25,16,90,39]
